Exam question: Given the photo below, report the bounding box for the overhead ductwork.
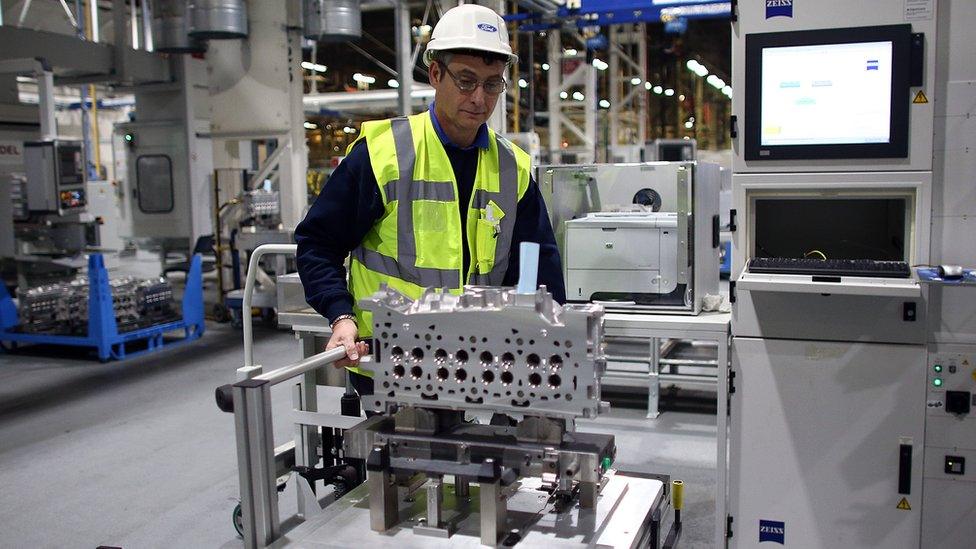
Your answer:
[303,0,361,42]
[188,0,248,40]
[153,0,207,53]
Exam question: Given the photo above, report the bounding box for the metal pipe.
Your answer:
[658,358,719,366]
[394,1,413,116]
[89,0,99,41]
[85,0,101,176]
[345,41,398,77]
[112,0,128,77]
[131,0,139,48]
[58,0,79,29]
[75,0,95,178]
[141,0,154,50]
[17,0,32,26]
[256,347,348,387]
[37,70,57,140]
[243,244,298,368]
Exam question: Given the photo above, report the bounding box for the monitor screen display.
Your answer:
[744,25,911,160]
[761,41,893,147]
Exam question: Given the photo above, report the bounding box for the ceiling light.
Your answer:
[303,122,317,129]
[301,61,327,72]
[599,99,610,108]
[664,88,675,96]
[592,58,608,71]
[653,85,663,94]
[518,78,528,88]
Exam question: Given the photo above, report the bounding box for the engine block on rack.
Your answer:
[359,285,606,418]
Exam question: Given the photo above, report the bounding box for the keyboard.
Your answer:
[748,257,911,278]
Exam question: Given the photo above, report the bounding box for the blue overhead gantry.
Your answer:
[508,0,732,31]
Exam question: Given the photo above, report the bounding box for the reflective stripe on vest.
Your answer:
[471,136,518,286]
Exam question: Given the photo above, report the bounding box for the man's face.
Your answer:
[430,53,506,133]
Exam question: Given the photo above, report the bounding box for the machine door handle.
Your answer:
[712,215,720,248]
[898,444,912,495]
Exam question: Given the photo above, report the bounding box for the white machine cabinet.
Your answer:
[730,337,926,548]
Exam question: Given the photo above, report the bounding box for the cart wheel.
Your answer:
[261,308,278,328]
[233,502,244,537]
[212,303,231,323]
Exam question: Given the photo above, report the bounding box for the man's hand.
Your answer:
[327,318,368,369]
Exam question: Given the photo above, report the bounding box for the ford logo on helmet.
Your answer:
[477,23,498,32]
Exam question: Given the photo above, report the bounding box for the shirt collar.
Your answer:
[428,102,490,151]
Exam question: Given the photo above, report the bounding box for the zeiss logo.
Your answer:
[765,0,793,18]
[477,23,498,33]
[759,520,785,544]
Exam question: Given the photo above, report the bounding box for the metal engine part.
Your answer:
[243,189,281,218]
[18,275,176,334]
[359,285,606,419]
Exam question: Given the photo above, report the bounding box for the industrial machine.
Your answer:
[224,252,681,547]
[115,56,214,254]
[0,138,100,286]
[345,285,628,545]
[540,162,721,314]
[725,0,976,547]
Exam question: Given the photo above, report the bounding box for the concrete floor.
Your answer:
[0,323,718,548]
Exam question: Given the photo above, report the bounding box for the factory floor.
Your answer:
[0,322,719,548]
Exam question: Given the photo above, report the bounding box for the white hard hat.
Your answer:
[423,4,518,67]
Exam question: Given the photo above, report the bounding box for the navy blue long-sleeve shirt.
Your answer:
[296,110,565,324]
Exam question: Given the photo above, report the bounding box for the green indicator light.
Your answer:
[934,365,943,373]
[601,457,613,472]
[933,378,943,387]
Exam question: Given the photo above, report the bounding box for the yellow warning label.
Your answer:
[913,90,929,104]
[897,497,912,511]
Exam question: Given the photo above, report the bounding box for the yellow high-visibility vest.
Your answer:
[345,111,531,377]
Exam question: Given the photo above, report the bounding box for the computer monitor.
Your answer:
[744,25,912,160]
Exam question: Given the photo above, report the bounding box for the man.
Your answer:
[295,4,564,396]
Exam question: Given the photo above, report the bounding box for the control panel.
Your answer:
[923,346,976,547]
[24,140,87,216]
[927,351,976,416]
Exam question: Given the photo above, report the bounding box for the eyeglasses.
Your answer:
[437,62,507,95]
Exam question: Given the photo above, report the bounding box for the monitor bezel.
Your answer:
[744,24,912,161]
